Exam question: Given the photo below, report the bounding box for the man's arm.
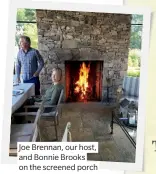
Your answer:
[16,52,21,82]
[34,50,44,76]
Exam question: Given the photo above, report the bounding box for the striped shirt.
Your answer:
[16,47,44,81]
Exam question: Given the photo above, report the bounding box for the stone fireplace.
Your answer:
[36,10,132,102]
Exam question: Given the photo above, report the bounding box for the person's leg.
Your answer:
[35,77,40,96]
[23,77,40,96]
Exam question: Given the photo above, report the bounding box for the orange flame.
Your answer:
[74,62,90,101]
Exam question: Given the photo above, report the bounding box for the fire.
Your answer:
[74,62,90,101]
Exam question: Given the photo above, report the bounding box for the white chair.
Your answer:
[62,122,72,142]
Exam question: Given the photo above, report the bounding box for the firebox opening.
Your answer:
[65,61,103,102]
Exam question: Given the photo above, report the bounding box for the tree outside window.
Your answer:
[127,14,143,77]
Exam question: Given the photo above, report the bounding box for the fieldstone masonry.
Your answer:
[36,10,132,101]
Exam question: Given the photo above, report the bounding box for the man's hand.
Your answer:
[33,72,39,77]
[16,78,21,83]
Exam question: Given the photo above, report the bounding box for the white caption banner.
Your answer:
[17,142,99,173]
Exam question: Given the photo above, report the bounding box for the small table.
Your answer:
[110,109,137,148]
[12,83,35,114]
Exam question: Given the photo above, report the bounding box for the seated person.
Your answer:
[35,67,64,105]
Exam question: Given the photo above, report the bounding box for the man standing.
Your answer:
[16,35,44,96]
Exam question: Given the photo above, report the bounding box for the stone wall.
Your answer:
[36,10,132,101]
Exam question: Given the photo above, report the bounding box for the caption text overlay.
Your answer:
[17,142,99,173]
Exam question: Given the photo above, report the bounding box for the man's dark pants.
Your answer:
[23,76,40,96]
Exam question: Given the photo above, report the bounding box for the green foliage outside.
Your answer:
[17,8,36,21]
[23,24,38,48]
[128,49,141,67]
[128,51,141,77]
[128,48,141,77]
[127,14,143,77]
[127,68,140,77]
[130,14,143,50]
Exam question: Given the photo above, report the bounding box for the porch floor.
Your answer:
[39,102,135,163]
